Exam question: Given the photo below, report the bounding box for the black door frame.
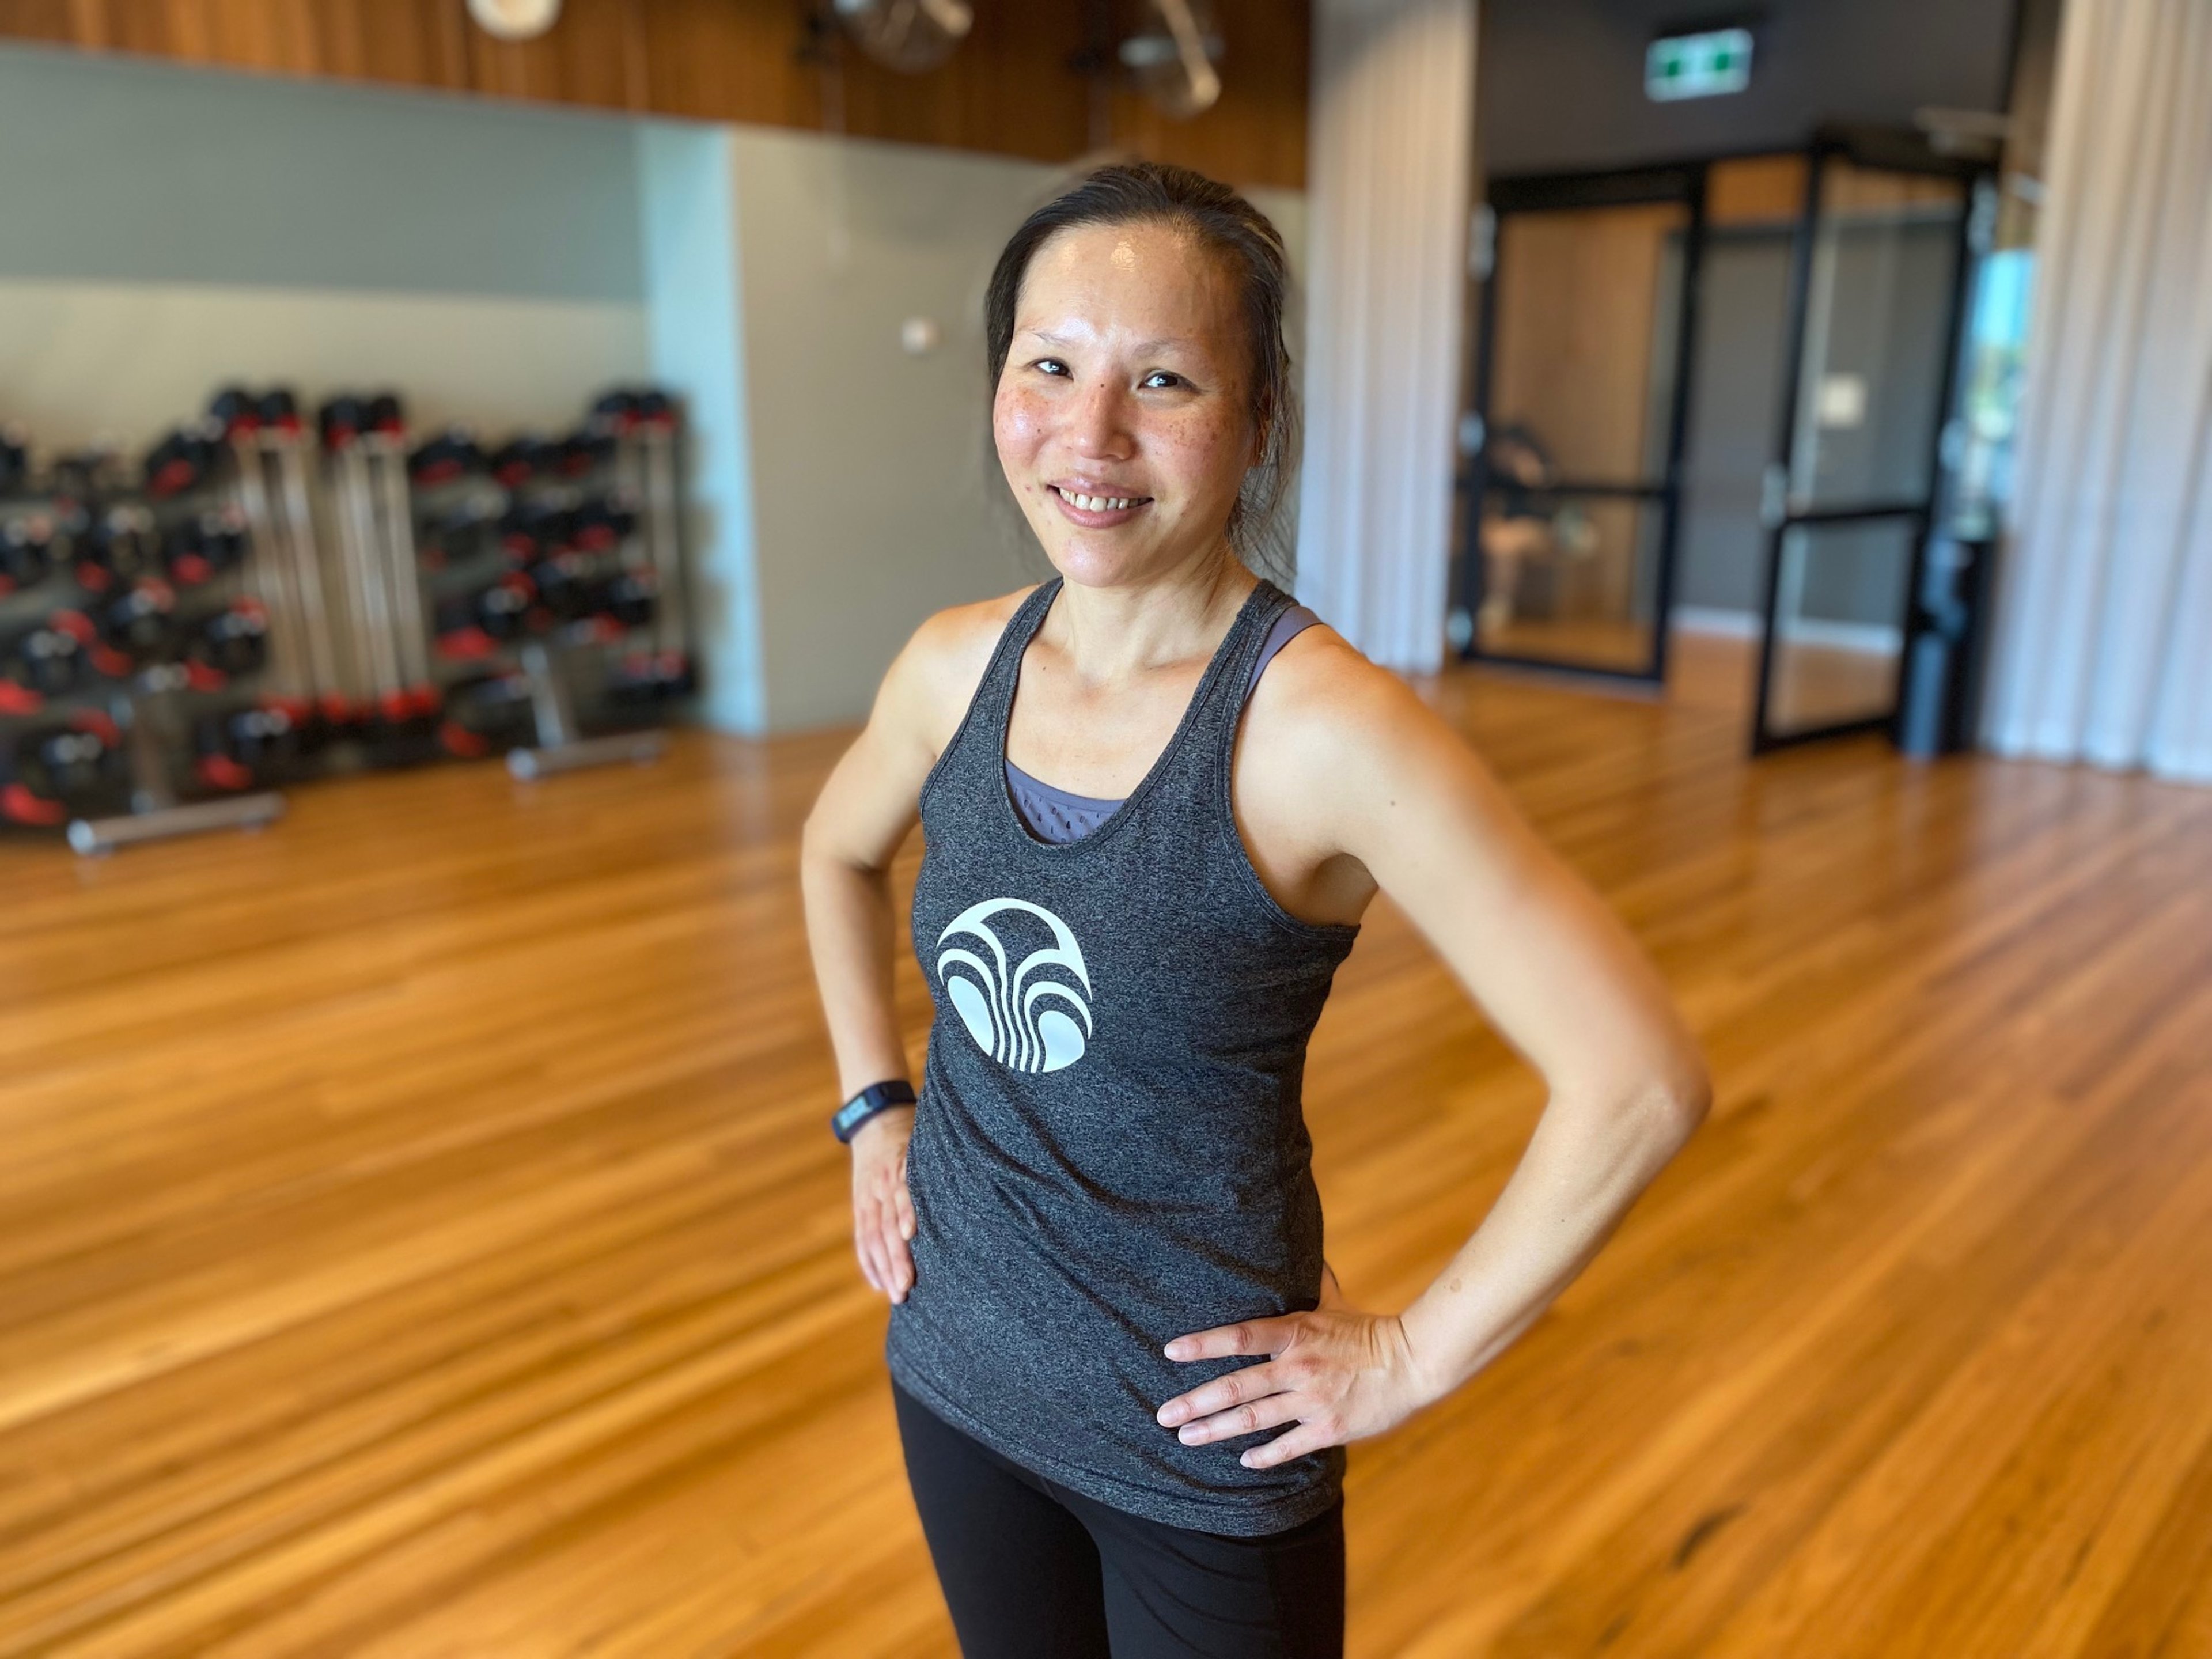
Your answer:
[1748,127,1991,754]
[1455,161,1709,685]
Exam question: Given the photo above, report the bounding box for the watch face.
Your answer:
[467,0,562,41]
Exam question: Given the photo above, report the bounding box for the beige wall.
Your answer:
[0,281,643,455]
[728,128,1051,734]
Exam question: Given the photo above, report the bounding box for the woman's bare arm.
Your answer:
[1159,640,1711,1465]
[800,597,1019,1305]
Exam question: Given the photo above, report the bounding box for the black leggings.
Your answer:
[892,1381,1344,1658]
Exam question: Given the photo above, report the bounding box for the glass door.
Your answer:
[1751,138,1982,750]
[1454,165,1706,682]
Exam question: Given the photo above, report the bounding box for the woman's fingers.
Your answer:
[881,1204,914,1302]
[1175,1388,1305,1446]
[851,1141,918,1304]
[853,1194,887,1293]
[1238,1420,1337,1471]
[1162,1316,1295,1363]
[1156,1359,1286,1427]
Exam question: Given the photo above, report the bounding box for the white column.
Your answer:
[1981,0,2212,783]
[638,122,767,735]
[1295,0,1479,673]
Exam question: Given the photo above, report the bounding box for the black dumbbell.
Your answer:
[409,428,484,487]
[520,548,600,624]
[587,388,676,437]
[588,389,641,435]
[586,567,658,632]
[555,429,616,479]
[495,501,571,566]
[143,422,224,499]
[178,596,269,692]
[162,506,248,588]
[418,497,502,572]
[0,609,96,715]
[319,395,369,452]
[358,686,445,770]
[257,388,304,437]
[438,669,536,759]
[73,503,160,594]
[192,698,305,793]
[208,385,262,441]
[51,449,127,502]
[1,709,127,827]
[605,648,697,710]
[487,435,556,489]
[0,513,59,596]
[433,571,537,660]
[569,495,637,554]
[86,576,178,679]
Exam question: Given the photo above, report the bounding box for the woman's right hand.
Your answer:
[850,1106,918,1304]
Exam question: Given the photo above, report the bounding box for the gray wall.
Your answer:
[0,46,648,450]
[1480,0,2017,175]
[1679,232,1791,615]
[0,44,641,300]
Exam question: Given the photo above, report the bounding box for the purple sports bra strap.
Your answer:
[1245,604,1320,705]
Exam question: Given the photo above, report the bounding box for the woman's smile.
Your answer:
[1048,483,1154,527]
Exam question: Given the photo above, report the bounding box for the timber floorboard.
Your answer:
[2,658,2210,1657]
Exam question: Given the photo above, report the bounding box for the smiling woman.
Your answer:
[799,161,1710,1657]
[983,164,1301,585]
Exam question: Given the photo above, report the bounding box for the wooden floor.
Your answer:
[6,645,2212,1657]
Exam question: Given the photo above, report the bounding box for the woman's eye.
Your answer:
[1034,358,1069,377]
[1142,372,1184,389]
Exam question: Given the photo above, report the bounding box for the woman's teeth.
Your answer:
[1057,488,1143,512]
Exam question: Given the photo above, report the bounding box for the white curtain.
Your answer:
[1294,0,1478,672]
[1982,0,2212,782]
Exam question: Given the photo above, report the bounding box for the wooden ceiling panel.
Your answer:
[0,0,1310,188]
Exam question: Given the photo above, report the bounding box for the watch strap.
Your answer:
[831,1078,917,1143]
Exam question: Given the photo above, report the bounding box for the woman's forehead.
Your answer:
[1015,222,1239,346]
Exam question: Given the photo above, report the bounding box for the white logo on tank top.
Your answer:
[935,897,1094,1074]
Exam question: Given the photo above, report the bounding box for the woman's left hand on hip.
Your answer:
[1155,1268,1438,1469]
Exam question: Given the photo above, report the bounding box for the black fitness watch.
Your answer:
[831,1078,917,1143]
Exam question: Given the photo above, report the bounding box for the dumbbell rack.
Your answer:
[507,391,689,778]
[68,699,286,854]
[1,385,698,852]
[417,388,696,780]
[0,427,287,854]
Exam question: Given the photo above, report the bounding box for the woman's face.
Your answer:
[994,220,1257,591]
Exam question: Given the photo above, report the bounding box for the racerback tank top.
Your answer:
[888,575,1361,1536]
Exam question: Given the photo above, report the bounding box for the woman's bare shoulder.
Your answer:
[1250,620,1425,740]
[1243,620,1492,825]
[874,585,1040,748]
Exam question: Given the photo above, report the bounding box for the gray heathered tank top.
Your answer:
[888,575,1360,1536]
[1006,604,1319,842]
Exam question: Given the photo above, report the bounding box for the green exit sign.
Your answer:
[1646,27,1754,101]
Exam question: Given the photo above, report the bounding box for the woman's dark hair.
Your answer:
[984,161,1300,575]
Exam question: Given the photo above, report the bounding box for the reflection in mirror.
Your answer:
[1476,493,1666,671]
[1787,164,1966,511]
[1765,519,1918,734]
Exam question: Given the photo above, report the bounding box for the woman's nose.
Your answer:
[1065,380,1135,460]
